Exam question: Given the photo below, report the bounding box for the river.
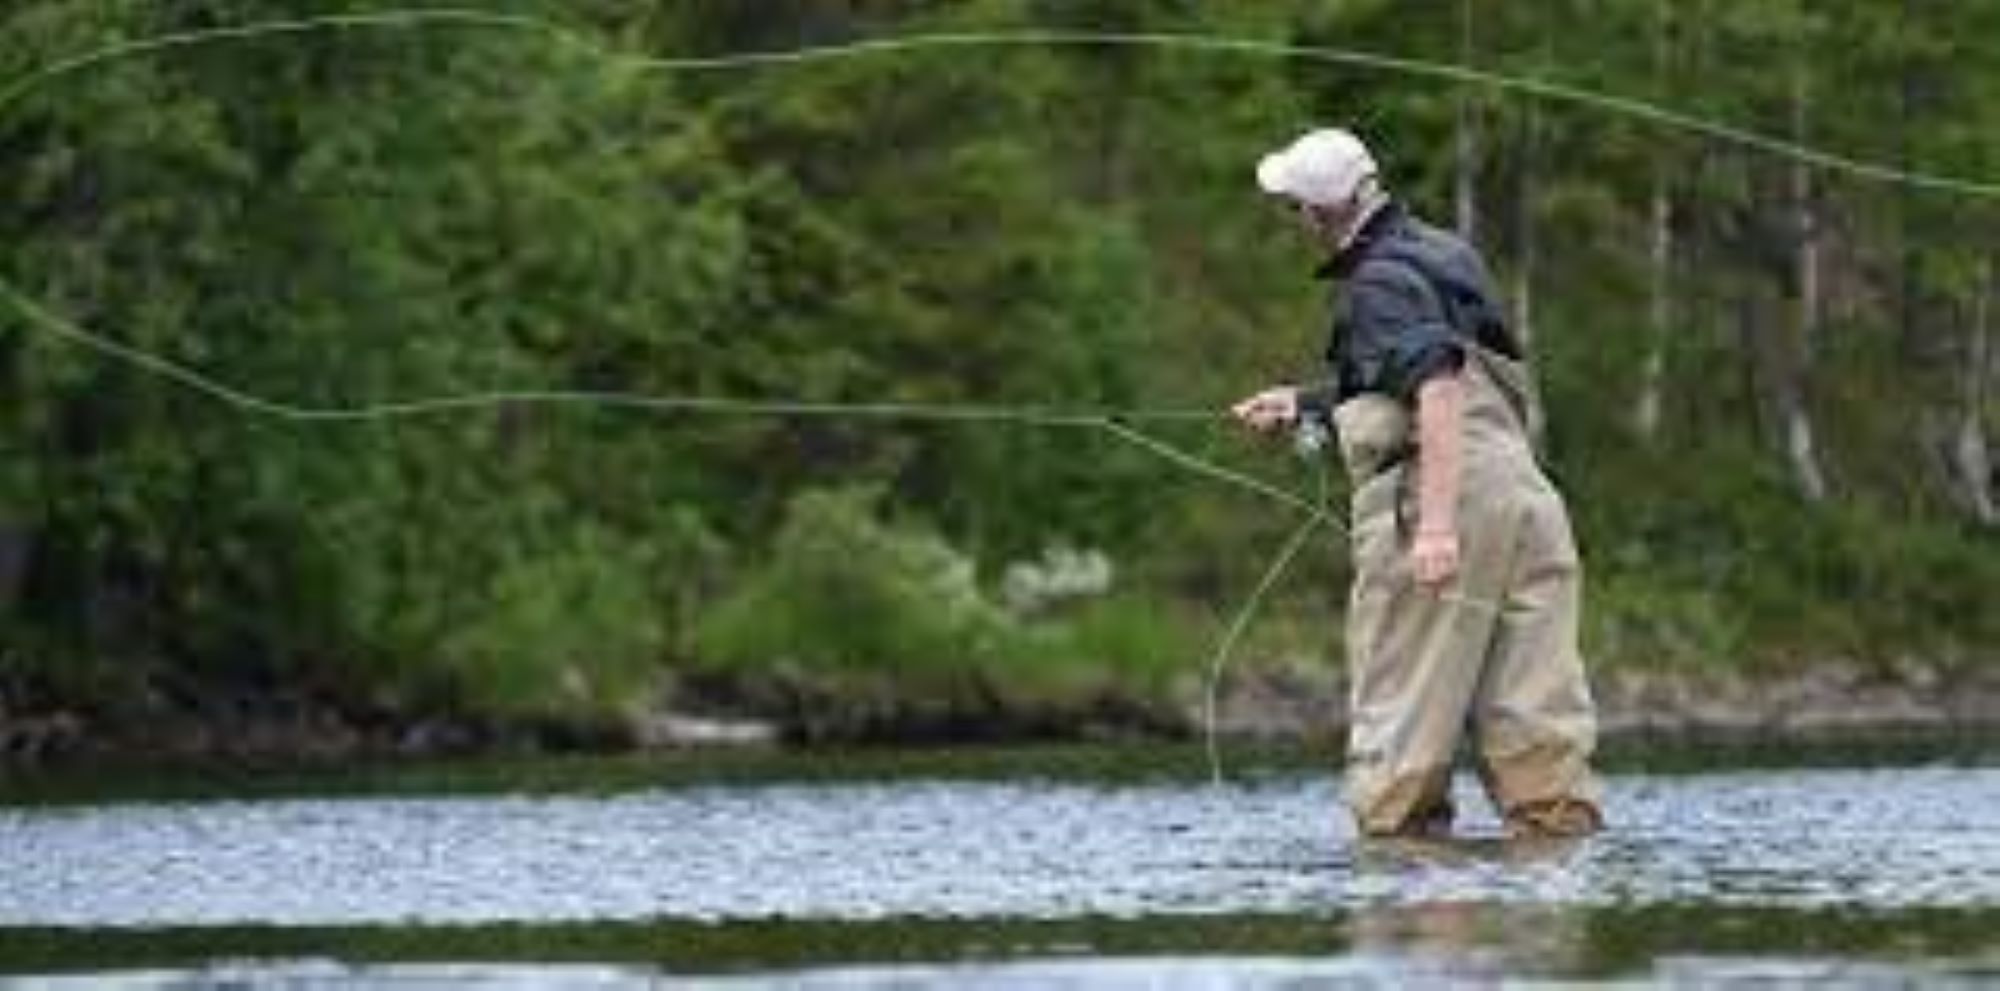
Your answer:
[0,742,1995,986]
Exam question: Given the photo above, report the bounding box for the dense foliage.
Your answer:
[2,1,1995,737]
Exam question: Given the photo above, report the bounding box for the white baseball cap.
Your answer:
[1256,128,1379,207]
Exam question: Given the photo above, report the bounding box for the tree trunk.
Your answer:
[1782,63,1830,503]
[1780,392,1828,504]
[1512,102,1547,448]
[1951,253,1997,524]
[0,524,29,619]
[1454,0,1479,239]
[1634,177,1673,443]
[1895,0,1922,356]
[1633,0,1674,443]
[1735,288,1765,448]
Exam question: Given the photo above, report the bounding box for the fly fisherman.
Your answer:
[1231,127,1604,839]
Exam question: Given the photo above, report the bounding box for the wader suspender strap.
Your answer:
[1367,247,1537,441]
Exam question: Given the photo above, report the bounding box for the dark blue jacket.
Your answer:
[1298,201,1518,423]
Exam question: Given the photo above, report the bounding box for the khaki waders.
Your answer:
[1333,345,1603,838]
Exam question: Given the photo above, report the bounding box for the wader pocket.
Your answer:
[1332,395,1412,485]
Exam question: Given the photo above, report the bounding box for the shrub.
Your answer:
[433,523,665,722]
[696,488,1197,716]
[695,487,1021,684]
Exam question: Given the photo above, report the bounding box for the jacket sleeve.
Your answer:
[1345,259,1464,403]
[1297,379,1339,425]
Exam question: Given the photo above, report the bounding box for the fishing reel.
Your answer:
[1292,415,1332,461]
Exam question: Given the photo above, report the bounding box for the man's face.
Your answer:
[1286,196,1354,252]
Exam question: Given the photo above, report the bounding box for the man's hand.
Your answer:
[1410,372,1465,590]
[1410,527,1460,588]
[1231,386,1299,434]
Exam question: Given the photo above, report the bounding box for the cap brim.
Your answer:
[1256,151,1295,197]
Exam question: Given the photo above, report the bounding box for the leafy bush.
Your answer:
[696,487,1021,685]
[696,488,1196,713]
[1021,594,1194,697]
[432,523,665,722]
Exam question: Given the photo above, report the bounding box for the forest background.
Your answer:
[2,0,1996,757]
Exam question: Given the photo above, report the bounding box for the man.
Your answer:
[1232,127,1603,839]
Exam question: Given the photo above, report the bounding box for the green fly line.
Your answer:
[6,9,1997,198]
[3,8,1990,785]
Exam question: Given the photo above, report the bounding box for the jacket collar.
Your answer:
[1313,199,1406,280]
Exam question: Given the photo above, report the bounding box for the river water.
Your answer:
[1,744,1996,986]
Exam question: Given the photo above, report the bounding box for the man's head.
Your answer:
[1257,127,1387,253]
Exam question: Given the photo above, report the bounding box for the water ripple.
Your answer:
[2,767,1996,927]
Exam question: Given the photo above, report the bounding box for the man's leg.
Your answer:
[1344,483,1508,837]
[1471,489,1604,837]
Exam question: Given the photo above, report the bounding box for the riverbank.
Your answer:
[5,657,1998,770]
[1213,656,2000,745]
